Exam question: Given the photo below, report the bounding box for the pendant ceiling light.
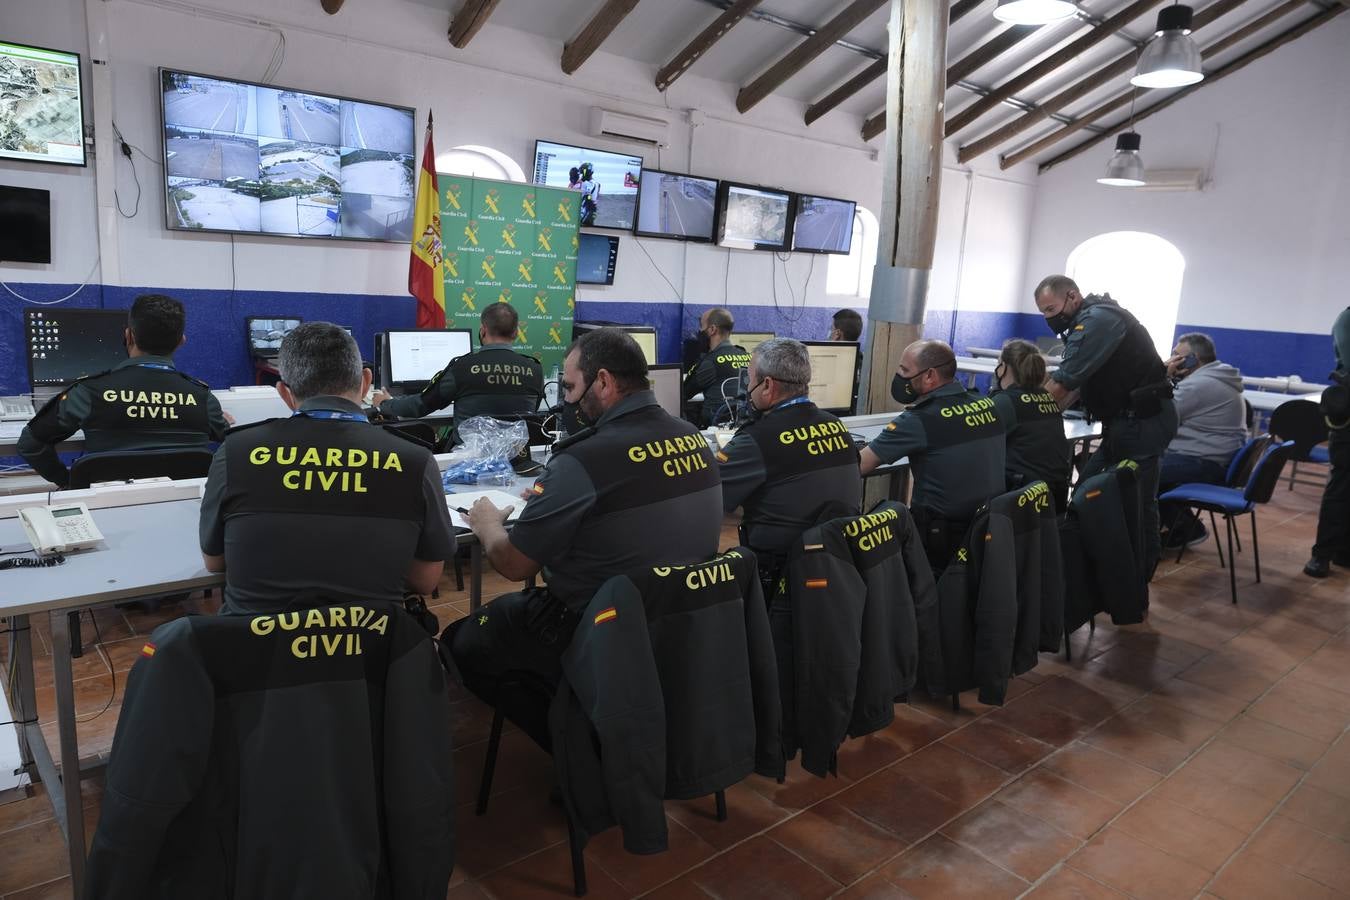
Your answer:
[1098,132,1146,187]
[1132,4,1204,88]
[993,0,1078,25]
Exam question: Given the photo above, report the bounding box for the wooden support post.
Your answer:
[448,0,504,48]
[562,0,642,75]
[657,0,763,91]
[862,0,949,416]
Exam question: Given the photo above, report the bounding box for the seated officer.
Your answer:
[829,308,864,343]
[859,339,1005,574]
[683,307,752,426]
[372,301,543,435]
[717,338,861,564]
[200,323,456,615]
[18,293,229,487]
[990,339,1071,511]
[449,327,723,745]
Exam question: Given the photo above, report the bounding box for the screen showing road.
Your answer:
[387,330,473,385]
[0,42,85,166]
[533,140,642,231]
[576,233,619,285]
[793,195,856,254]
[26,309,128,386]
[161,69,414,241]
[635,170,717,241]
[719,184,792,251]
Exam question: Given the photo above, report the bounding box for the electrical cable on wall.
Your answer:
[631,237,681,299]
[1,254,101,305]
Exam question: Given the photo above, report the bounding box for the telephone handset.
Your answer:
[19,503,105,556]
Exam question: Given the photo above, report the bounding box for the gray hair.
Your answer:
[278,322,363,400]
[753,338,811,397]
[1176,332,1217,364]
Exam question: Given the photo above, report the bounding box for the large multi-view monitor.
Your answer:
[634,169,718,242]
[25,309,127,386]
[532,140,642,231]
[793,194,856,254]
[159,68,415,241]
[717,182,794,252]
[0,42,85,167]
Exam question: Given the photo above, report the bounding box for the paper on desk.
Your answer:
[446,490,527,529]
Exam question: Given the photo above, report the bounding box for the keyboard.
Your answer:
[1,396,36,421]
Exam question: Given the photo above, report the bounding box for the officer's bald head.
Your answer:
[481,302,519,341]
[702,308,734,336]
[279,323,364,402]
[903,340,957,384]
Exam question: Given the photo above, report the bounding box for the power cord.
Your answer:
[111,122,142,219]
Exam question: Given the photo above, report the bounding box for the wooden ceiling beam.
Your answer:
[736,0,888,114]
[448,0,503,48]
[656,0,763,91]
[1036,2,1344,172]
[562,0,642,75]
[944,0,1164,136]
[957,0,1250,163]
[949,0,985,24]
[805,58,887,125]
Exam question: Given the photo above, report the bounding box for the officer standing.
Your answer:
[990,338,1072,511]
[200,323,456,615]
[449,327,723,745]
[684,307,752,426]
[1305,305,1350,577]
[1035,276,1177,578]
[372,302,543,436]
[717,338,861,564]
[859,339,1005,574]
[18,293,229,487]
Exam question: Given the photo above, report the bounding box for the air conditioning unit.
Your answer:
[588,107,670,148]
[1139,168,1207,192]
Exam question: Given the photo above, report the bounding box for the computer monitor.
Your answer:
[802,341,861,415]
[717,181,794,252]
[575,233,619,285]
[792,194,856,254]
[247,316,303,356]
[384,329,472,389]
[25,308,128,387]
[634,169,718,242]
[571,321,658,366]
[649,364,683,418]
[737,332,775,356]
[0,186,52,263]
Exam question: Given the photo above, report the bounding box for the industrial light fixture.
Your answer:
[993,0,1078,24]
[1099,132,1146,187]
[1132,4,1204,88]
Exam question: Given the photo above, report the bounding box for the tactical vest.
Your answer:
[221,415,431,522]
[740,401,860,538]
[439,348,543,411]
[1075,305,1167,420]
[81,365,214,452]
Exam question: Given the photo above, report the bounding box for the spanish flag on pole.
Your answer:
[409,111,446,328]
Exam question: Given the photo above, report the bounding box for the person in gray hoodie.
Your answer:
[1158,332,1247,547]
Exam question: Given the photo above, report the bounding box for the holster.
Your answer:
[911,507,970,574]
[1127,380,1174,419]
[522,585,581,647]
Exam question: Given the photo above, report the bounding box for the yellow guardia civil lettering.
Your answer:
[625,434,711,478]
[778,420,850,455]
[249,605,389,659]
[103,388,199,420]
[843,508,898,552]
[247,445,403,494]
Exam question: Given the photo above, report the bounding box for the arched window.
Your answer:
[1066,231,1185,358]
[826,206,880,297]
[434,144,527,182]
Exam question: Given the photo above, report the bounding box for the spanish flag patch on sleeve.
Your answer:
[140,643,156,658]
[715,451,728,463]
[804,578,829,589]
[530,482,545,496]
[593,607,617,625]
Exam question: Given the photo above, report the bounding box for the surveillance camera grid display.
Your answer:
[248,317,303,353]
[794,195,856,254]
[533,140,642,231]
[26,309,129,385]
[721,185,791,250]
[635,170,717,241]
[161,70,414,241]
[576,233,619,285]
[0,42,85,166]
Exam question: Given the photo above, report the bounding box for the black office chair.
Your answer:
[68,448,215,490]
[381,420,438,450]
[1269,399,1329,490]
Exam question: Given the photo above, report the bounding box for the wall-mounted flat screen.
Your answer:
[160,68,415,241]
[634,169,718,241]
[793,194,856,254]
[25,309,127,386]
[576,233,619,285]
[532,140,641,231]
[0,42,85,166]
[0,185,52,263]
[717,182,794,252]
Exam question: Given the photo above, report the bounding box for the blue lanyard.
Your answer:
[770,397,813,413]
[291,409,369,424]
[135,362,174,371]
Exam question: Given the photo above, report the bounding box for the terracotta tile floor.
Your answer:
[3,481,1350,898]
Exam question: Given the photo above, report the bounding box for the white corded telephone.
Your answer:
[19,503,105,555]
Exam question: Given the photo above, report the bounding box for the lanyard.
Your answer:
[291,409,369,424]
[770,396,812,413]
[135,362,174,371]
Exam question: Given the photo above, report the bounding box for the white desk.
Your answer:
[967,346,1063,366]
[1244,389,1323,413]
[1241,376,1328,395]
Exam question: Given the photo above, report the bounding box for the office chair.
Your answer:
[68,447,215,490]
[1269,399,1329,490]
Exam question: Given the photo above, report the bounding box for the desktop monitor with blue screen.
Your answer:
[25,309,129,386]
[802,341,861,415]
[383,329,472,391]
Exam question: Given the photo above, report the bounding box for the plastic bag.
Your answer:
[440,416,529,486]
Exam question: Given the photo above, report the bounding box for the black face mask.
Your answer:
[692,331,711,352]
[1045,310,1075,336]
[988,364,1007,396]
[891,373,919,404]
[557,379,594,434]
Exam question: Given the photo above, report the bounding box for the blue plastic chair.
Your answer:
[1159,440,1295,604]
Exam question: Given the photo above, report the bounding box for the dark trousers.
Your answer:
[912,509,971,580]
[1158,452,1228,543]
[1084,400,1179,579]
[1312,429,1350,562]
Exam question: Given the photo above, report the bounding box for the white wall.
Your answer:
[1023,14,1350,337]
[1,0,1038,321]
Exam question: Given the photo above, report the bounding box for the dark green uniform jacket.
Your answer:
[717,398,862,558]
[774,502,938,777]
[550,549,781,854]
[992,387,1071,506]
[1062,462,1148,630]
[85,603,455,900]
[377,344,543,431]
[18,355,227,486]
[684,342,751,425]
[1050,296,1169,420]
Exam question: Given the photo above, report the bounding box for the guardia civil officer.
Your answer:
[859,339,1005,575]
[200,323,456,615]
[18,293,229,487]
[717,338,861,565]
[683,307,752,426]
[449,327,723,746]
[1305,305,1350,578]
[1035,275,1177,578]
[990,338,1071,511]
[372,301,543,435]
[829,308,864,343]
